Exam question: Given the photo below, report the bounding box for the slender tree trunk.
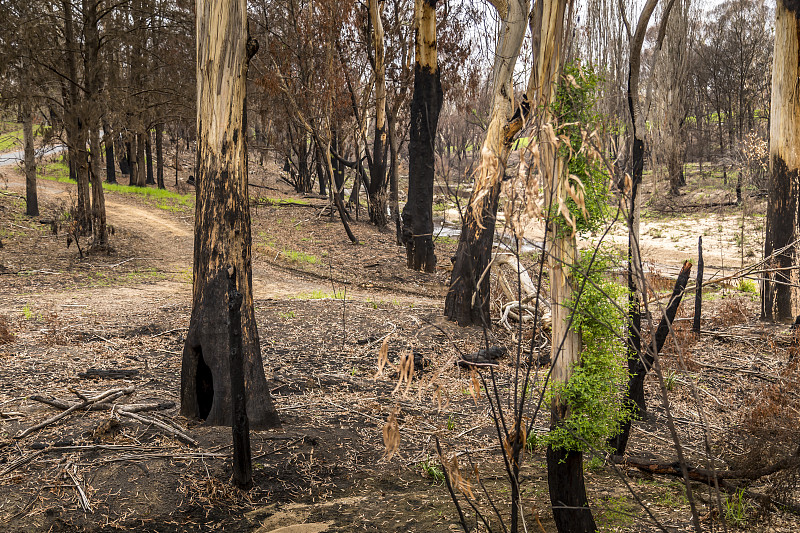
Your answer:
[182,0,279,429]
[104,124,117,184]
[89,127,107,247]
[23,101,38,217]
[387,109,401,245]
[367,0,388,226]
[444,0,529,326]
[531,1,597,531]
[763,1,800,322]
[83,0,106,245]
[156,123,165,189]
[145,130,155,185]
[402,0,442,273]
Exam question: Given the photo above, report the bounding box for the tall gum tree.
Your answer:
[529,2,597,530]
[401,0,442,272]
[763,0,800,322]
[181,0,279,429]
[368,0,390,226]
[444,0,530,326]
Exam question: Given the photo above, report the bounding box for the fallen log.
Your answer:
[78,368,139,380]
[611,454,800,485]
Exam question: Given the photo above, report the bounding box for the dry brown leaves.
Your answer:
[392,350,414,396]
[438,451,474,500]
[382,407,400,459]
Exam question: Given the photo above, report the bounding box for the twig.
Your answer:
[0,449,46,476]
[65,462,91,512]
[15,387,135,439]
[115,409,198,446]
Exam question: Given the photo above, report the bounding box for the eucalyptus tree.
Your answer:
[763,1,800,322]
[181,0,279,429]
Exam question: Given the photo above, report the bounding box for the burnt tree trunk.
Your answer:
[763,1,800,322]
[22,100,39,217]
[693,236,703,333]
[610,260,692,456]
[104,124,117,184]
[547,446,595,533]
[227,270,252,489]
[402,0,442,273]
[367,0,389,227]
[181,3,279,430]
[145,131,155,185]
[443,0,528,327]
[156,123,165,189]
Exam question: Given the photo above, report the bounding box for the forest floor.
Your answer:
[0,151,799,532]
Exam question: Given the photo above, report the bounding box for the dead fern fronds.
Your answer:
[469,368,481,405]
[382,407,400,459]
[439,451,474,500]
[392,350,414,396]
[375,335,391,378]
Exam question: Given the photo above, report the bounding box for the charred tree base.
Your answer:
[444,187,499,327]
[181,270,280,430]
[547,446,597,533]
[404,236,436,273]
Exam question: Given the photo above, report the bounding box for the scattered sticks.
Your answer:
[15,387,135,439]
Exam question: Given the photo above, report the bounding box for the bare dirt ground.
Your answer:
[1,153,799,532]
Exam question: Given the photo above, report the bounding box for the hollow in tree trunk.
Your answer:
[181,0,279,429]
[402,0,442,273]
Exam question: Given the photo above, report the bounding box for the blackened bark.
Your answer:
[444,182,501,326]
[145,131,155,185]
[23,101,39,217]
[763,156,798,321]
[693,237,703,333]
[104,125,117,184]
[156,123,165,189]
[182,7,280,430]
[387,110,401,245]
[89,128,107,247]
[547,446,597,533]
[368,125,388,226]
[227,270,252,489]
[315,145,327,196]
[402,58,442,272]
[610,260,692,455]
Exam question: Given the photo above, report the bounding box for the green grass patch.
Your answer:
[0,125,50,152]
[292,289,345,300]
[40,161,193,211]
[282,248,319,264]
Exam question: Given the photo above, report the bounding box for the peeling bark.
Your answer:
[181,0,279,429]
[763,3,800,322]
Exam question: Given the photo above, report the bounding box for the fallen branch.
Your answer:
[0,449,46,476]
[29,395,175,413]
[65,462,91,512]
[15,387,135,439]
[114,409,198,446]
[611,453,800,485]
